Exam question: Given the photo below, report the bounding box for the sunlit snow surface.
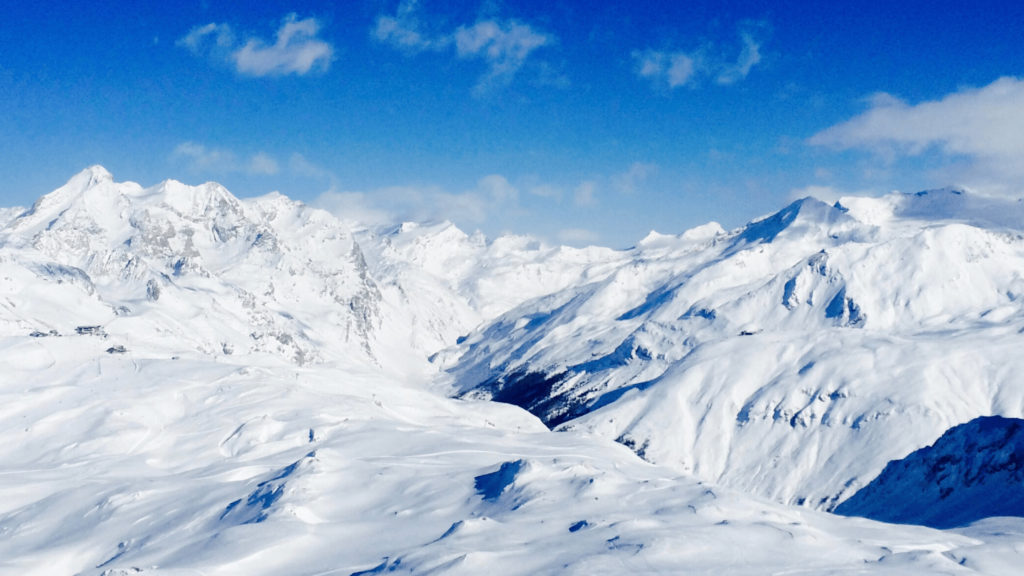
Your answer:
[449,191,1024,509]
[1,169,1023,574]
[2,344,1020,575]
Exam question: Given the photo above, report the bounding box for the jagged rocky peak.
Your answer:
[0,168,395,368]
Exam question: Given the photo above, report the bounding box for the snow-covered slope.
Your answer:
[3,169,1024,574]
[354,220,624,370]
[837,416,1024,528]
[447,189,1024,509]
[0,166,388,369]
[5,331,1019,575]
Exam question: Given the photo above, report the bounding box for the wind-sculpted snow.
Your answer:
[448,192,1024,510]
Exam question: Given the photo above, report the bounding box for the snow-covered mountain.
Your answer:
[837,415,1024,528]
[2,168,1024,574]
[1,166,389,368]
[446,189,1024,510]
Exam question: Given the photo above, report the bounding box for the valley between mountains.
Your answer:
[1,167,1023,574]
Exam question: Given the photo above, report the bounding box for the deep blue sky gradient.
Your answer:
[3,1,1023,246]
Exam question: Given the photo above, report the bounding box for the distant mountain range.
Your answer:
[2,167,1023,574]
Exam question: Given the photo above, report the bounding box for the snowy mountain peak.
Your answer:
[81,163,114,185]
[4,169,1024,572]
[737,196,854,245]
[0,169,392,368]
[447,184,1024,511]
[837,187,1024,231]
[10,165,132,236]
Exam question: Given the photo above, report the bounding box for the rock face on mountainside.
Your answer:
[0,166,384,366]
[0,167,617,375]
[446,189,1024,510]
[837,416,1024,528]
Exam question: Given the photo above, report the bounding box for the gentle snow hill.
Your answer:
[447,189,1024,511]
[4,333,1020,575]
[837,415,1024,528]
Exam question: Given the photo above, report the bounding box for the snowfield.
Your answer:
[1,168,1023,574]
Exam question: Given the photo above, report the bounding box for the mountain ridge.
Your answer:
[3,167,1024,573]
[444,182,1024,509]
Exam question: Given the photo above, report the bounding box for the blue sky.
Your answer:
[3,1,1024,247]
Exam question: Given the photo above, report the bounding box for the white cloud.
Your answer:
[314,174,526,230]
[372,2,553,93]
[248,152,280,175]
[454,20,550,91]
[172,142,281,176]
[373,0,449,53]
[178,22,235,55]
[612,162,657,195]
[179,14,333,77]
[315,190,406,227]
[527,183,561,198]
[573,181,597,206]
[788,185,849,204]
[634,25,765,90]
[172,142,237,172]
[635,50,696,88]
[716,32,762,85]
[809,77,1024,194]
[288,153,335,183]
[558,228,600,246]
[234,15,333,76]
[476,174,519,203]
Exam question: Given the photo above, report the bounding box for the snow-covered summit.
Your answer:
[838,186,1024,230]
[447,185,1024,511]
[0,168,384,367]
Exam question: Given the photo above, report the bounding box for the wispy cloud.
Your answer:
[248,152,280,175]
[612,162,657,194]
[314,174,518,228]
[716,31,762,85]
[372,2,553,93]
[179,14,333,77]
[373,0,449,53]
[288,153,337,184]
[178,23,234,55]
[573,181,597,206]
[788,184,853,204]
[634,50,696,88]
[809,76,1024,194]
[634,24,766,90]
[558,228,599,245]
[172,142,280,176]
[454,20,551,93]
